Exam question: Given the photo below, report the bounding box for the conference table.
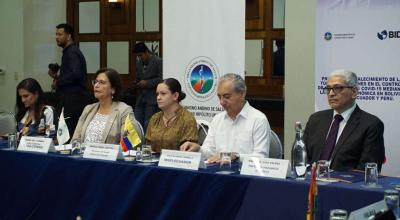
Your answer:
[0,142,398,220]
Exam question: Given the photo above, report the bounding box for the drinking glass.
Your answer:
[217,152,233,174]
[317,160,330,180]
[70,139,81,155]
[384,189,399,218]
[329,209,348,220]
[8,134,17,150]
[135,147,143,161]
[141,144,153,162]
[364,162,378,187]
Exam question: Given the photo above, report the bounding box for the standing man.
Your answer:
[303,69,385,171]
[181,73,271,163]
[132,42,163,132]
[48,23,88,138]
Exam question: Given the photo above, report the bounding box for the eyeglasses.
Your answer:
[323,85,354,94]
[92,79,109,86]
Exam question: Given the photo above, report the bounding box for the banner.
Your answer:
[315,0,400,176]
[163,0,245,121]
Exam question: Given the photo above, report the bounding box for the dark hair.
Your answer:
[56,23,75,40]
[275,40,284,48]
[95,68,122,101]
[133,42,149,53]
[15,78,46,125]
[161,78,186,102]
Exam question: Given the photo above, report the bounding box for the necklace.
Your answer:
[162,113,177,127]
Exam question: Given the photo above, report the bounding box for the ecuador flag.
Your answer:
[120,115,141,152]
[306,163,318,220]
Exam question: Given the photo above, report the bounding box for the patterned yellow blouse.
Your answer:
[145,106,198,153]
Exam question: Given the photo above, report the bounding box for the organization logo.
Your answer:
[377,29,400,40]
[324,32,332,41]
[323,31,355,40]
[184,56,219,101]
[377,30,388,40]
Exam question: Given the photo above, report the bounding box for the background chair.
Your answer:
[0,112,16,135]
[196,119,210,145]
[269,130,283,159]
[134,118,145,144]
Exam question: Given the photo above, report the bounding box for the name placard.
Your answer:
[83,143,120,161]
[348,200,388,220]
[240,157,289,179]
[18,136,52,153]
[158,149,202,170]
[55,144,72,151]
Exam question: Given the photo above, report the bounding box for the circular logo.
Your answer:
[324,32,332,41]
[377,30,388,40]
[184,56,219,101]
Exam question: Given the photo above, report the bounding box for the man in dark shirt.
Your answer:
[132,42,162,132]
[273,40,284,76]
[48,23,89,139]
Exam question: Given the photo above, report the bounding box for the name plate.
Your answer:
[348,200,388,220]
[240,157,289,179]
[18,136,52,153]
[83,143,120,161]
[158,149,202,170]
[55,144,72,151]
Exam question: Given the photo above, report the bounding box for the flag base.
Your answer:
[124,156,135,162]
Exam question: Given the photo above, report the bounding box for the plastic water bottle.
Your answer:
[291,121,307,179]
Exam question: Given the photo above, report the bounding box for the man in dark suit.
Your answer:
[303,70,385,171]
[132,42,162,132]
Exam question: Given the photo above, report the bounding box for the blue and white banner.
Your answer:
[163,0,245,122]
[315,0,400,176]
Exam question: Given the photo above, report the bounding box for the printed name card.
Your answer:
[55,144,72,151]
[83,143,120,161]
[158,149,202,170]
[348,200,388,220]
[240,157,289,179]
[18,136,52,153]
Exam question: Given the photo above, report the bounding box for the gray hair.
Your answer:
[328,69,358,87]
[218,73,247,93]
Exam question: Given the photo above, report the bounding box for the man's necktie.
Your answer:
[320,114,344,160]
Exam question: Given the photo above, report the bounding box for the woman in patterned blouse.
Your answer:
[146,78,198,153]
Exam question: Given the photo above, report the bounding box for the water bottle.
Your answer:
[8,133,17,150]
[291,121,307,179]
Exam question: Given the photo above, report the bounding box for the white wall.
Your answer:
[284,0,316,159]
[0,0,24,113]
[0,0,65,113]
[23,0,65,91]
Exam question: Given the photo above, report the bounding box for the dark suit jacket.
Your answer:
[135,55,163,106]
[303,105,385,171]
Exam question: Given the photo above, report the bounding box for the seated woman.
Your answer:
[72,68,142,144]
[16,78,56,139]
[146,78,198,153]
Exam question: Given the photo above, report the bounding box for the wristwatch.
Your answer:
[233,152,240,161]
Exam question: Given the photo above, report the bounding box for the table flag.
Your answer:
[120,114,141,152]
[307,163,318,220]
[57,108,70,145]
